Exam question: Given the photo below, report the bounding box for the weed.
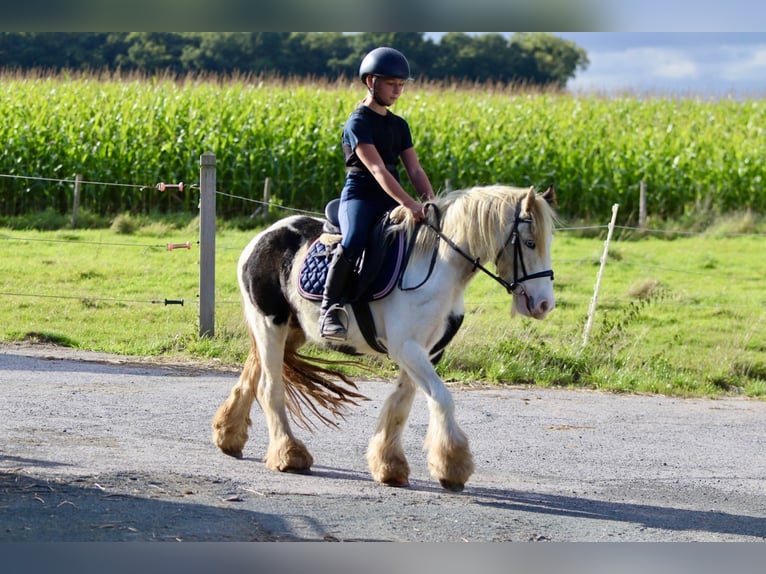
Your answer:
[110,213,138,234]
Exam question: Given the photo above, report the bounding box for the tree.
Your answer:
[509,32,589,88]
[116,33,191,74]
[0,32,110,70]
[458,33,512,83]
[180,33,254,74]
[0,32,590,89]
[281,32,352,78]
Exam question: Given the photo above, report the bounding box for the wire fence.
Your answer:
[1,168,764,323]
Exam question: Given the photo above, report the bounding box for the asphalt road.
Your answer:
[1,343,765,542]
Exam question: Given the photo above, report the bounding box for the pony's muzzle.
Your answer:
[527,294,554,318]
[514,286,554,319]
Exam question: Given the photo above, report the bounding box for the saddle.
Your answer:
[298,198,406,353]
[298,199,405,303]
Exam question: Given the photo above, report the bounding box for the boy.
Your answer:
[320,46,436,341]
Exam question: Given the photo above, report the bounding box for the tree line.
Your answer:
[0,32,589,88]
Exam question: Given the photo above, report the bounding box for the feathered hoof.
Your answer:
[281,466,312,475]
[439,479,465,493]
[266,440,314,473]
[382,476,410,488]
[221,448,243,460]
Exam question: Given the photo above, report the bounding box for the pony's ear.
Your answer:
[522,186,536,213]
[541,185,557,207]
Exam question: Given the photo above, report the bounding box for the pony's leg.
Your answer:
[254,317,314,473]
[366,370,417,487]
[397,342,474,492]
[211,343,260,458]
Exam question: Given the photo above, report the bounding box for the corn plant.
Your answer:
[1,72,764,221]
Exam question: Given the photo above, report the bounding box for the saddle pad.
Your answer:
[298,233,405,302]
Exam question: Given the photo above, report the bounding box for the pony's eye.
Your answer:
[525,240,536,249]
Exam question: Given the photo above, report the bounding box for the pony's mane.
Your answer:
[389,185,555,261]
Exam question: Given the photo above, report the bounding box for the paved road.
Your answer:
[1,343,765,542]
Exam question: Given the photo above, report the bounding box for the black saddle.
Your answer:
[323,198,342,234]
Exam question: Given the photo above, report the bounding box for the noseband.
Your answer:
[424,202,554,295]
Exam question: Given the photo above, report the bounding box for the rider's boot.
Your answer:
[319,245,355,341]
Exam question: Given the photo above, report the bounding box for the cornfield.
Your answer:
[1,72,764,220]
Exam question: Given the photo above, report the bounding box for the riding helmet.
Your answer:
[359,47,412,83]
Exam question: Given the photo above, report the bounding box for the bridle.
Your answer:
[418,202,554,295]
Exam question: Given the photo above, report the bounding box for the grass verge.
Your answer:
[1,217,764,399]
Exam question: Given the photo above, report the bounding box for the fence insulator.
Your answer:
[149,298,184,306]
[156,182,184,192]
[167,241,192,251]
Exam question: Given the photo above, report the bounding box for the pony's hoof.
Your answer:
[439,479,465,493]
[382,476,410,488]
[282,466,312,475]
[222,448,243,459]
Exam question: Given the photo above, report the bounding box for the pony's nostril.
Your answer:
[540,300,549,313]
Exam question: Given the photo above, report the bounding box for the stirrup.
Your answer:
[320,304,349,341]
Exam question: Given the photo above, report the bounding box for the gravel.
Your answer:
[2,342,766,542]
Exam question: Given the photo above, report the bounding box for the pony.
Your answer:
[212,184,556,492]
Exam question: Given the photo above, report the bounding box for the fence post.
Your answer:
[70,174,82,227]
[582,203,620,348]
[263,177,271,225]
[199,152,216,338]
[639,180,647,230]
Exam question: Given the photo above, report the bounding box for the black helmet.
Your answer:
[358,47,412,83]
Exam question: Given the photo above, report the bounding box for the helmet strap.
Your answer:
[369,76,387,107]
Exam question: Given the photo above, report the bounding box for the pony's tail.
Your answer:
[281,349,369,431]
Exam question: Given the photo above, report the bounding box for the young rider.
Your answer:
[320,46,436,341]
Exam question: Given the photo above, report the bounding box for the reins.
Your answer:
[399,201,554,295]
[398,205,441,291]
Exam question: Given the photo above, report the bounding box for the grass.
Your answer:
[1,213,764,399]
[446,231,766,397]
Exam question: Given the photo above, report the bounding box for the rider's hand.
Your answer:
[406,199,427,222]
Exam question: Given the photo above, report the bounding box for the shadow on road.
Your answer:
[469,485,766,539]
[0,469,295,542]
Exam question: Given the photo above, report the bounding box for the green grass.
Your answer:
[1,218,764,399]
[436,229,766,398]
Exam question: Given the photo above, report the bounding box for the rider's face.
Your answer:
[370,77,406,106]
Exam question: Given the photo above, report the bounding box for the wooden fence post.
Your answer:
[639,180,647,230]
[199,152,216,338]
[70,174,82,227]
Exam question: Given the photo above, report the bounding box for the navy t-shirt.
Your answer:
[338,105,415,257]
[342,105,414,183]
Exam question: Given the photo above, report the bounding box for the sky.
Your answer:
[4,1,766,98]
[555,32,766,98]
[426,31,766,99]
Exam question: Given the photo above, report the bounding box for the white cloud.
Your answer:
[639,48,699,79]
[568,46,699,93]
[565,36,766,96]
[720,45,766,81]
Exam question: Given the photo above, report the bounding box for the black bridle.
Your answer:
[419,202,554,295]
